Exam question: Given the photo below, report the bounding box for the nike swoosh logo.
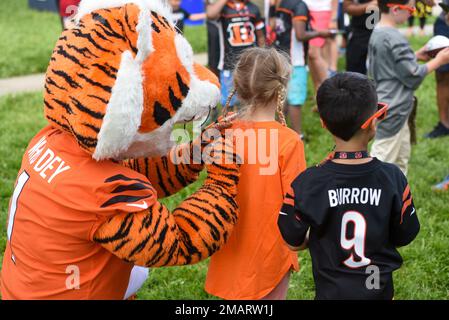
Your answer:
[279,212,288,216]
[126,201,149,210]
[410,208,416,216]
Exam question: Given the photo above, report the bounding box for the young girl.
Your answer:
[205,47,307,300]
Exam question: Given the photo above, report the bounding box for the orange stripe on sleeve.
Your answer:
[284,198,295,207]
[293,16,308,22]
[402,184,410,201]
[400,197,413,224]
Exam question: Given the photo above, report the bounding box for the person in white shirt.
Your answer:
[303,0,339,95]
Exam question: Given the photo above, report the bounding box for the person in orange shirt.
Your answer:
[205,47,307,300]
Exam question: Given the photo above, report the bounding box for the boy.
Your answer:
[369,0,449,175]
[207,0,266,107]
[278,72,420,300]
[169,0,206,33]
[274,0,333,137]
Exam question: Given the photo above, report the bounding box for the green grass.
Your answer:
[0,0,207,79]
[1,36,449,300]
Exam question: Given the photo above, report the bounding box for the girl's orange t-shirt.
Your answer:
[205,121,307,300]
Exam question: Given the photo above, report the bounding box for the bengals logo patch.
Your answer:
[227,22,256,46]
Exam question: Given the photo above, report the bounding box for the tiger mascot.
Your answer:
[0,0,239,299]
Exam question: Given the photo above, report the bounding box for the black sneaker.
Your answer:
[425,122,449,139]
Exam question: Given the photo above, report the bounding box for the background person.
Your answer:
[369,0,449,175]
[59,0,80,29]
[169,0,206,33]
[207,0,266,109]
[304,0,339,92]
[274,0,334,137]
[344,0,378,74]
[426,0,449,138]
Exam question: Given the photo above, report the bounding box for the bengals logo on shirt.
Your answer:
[227,21,256,46]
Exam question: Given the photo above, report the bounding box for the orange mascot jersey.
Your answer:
[1,126,157,299]
[205,121,306,300]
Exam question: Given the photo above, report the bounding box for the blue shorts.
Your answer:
[434,17,449,74]
[220,70,238,106]
[287,66,308,106]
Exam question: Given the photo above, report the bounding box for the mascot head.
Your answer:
[44,0,220,160]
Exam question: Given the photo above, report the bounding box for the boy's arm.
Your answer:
[207,0,227,20]
[189,13,207,21]
[278,186,310,251]
[344,0,377,17]
[390,39,429,90]
[390,172,420,247]
[293,20,333,42]
[293,2,333,42]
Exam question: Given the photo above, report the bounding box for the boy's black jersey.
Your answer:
[274,0,310,66]
[218,1,264,70]
[278,159,420,300]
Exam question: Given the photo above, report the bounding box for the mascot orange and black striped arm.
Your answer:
[0,0,240,299]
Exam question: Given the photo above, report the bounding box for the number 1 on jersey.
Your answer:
[7,171,30,263]
[340,210,371,269]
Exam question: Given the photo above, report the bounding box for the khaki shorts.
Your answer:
[371,122,411,175]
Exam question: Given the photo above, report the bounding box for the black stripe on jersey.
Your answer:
[105,174,152,186]
[111,183,151,193]
[100,194,153,208]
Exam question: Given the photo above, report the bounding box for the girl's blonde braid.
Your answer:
[221,88,237,117]
[276,86,287,126]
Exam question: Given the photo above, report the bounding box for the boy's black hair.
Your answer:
[378,0,412,13]
[317,72,378,141]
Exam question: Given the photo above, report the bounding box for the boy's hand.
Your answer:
[416,45,431,62]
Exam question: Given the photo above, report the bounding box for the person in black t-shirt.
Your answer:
[278,72,420,300]
[344,0,378,74]
[274,0,333,137]
[170,0,206,32]
[207,0,266,108]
